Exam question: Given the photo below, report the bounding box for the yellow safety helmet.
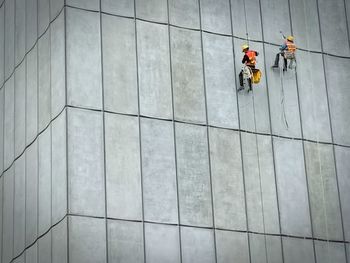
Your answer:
[241,44,249,52]
[287,35,294,42]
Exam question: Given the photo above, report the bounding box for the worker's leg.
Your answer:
[283,57,288,71]
[272,53,280,67]
[239,71,244,87]
[248,78,252,91]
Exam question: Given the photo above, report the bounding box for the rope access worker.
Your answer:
[238,44,259,92]
[272,35,297,71]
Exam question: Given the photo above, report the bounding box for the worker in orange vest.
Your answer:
[238,44,259,92]
[272,35,297,71]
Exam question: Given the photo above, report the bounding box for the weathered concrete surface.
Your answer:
[0,0,349,262]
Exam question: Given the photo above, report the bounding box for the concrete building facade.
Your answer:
[0,0,350,262]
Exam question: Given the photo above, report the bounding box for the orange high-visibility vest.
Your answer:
[285,41,296,53]
[245,50,256,66]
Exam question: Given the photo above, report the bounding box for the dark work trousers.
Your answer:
[274,52,287,69]
[239,65,255,89]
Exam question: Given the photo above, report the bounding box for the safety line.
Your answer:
[230,0,253,261]
[98,0,109,261]
[166,0,183,261]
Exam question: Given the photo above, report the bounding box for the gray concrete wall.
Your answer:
[0,0,349,262]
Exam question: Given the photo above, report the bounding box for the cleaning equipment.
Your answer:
[252,69,262,84]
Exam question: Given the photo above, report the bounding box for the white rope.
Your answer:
[279,63,289,129]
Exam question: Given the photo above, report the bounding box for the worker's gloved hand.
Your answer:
[256,52,259,56]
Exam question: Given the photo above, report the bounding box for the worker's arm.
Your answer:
[279,44,287,51]
[242,55,249,64]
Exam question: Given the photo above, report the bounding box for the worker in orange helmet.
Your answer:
[272,35,297,71]
[238,44,259,92]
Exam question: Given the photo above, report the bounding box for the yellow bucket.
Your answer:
[252,69,262,84]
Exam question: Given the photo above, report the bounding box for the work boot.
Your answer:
[272,64,279,68]
[237,86,244,92]
[283,67,287,72]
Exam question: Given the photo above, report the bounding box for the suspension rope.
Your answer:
[242,0,269,262]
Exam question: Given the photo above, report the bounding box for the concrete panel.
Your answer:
[68,108,105,217]
[105,113,142,220]
[169,0,199,29]
[26,141,38,246]
[265,44,301,138]
[108,220,144,263]
[38,128,52,236]
[66,0,99,11]
[5,0,15,79]
[52,218,68,263]
[4,76,14,169]
[171,27,206,124]
[315,241,346,263]
[0,5,4,86]
[144,223,180,263]
[326,56,350,146]
[51,111,67,225]
[136,0,167,23]
[260,0,291,44]
[250,234,283,263]
[0,88,3,173]
[176,123,212,227]
[234,39,270,134]
[274,138,311,236]
[289,0,321,51]
[102,15,137,114]
[200,0,231,34]
[50,0,64,18]
[209,127,246,230]
[296,51,331,143]
[283,237,315,263]
[38,31,51,132]
[335,146,350,241]
[216,230,249,263]
[137,21,172,119]
[51,12,65,117]
[249,234,268,263]
[26,0,37,51]
[69,216,107,263]
[38,0,50,36]
[15,0,26,65]
[2,168,14,263]
[141,118,177,224]
[14,156,26,257]
[318,0,350,56]
[181,227,215,263]
[101,0,134,17]
[305,142,343,240]
[38,232,51,263]
[231,0,262,40]
[203,33,238,129]
[25,243,38,263]
[15,62,26,156]
[242,133,279,234]
[67,8,102,110]
[26,46,38,144]
[265,236,284,263]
